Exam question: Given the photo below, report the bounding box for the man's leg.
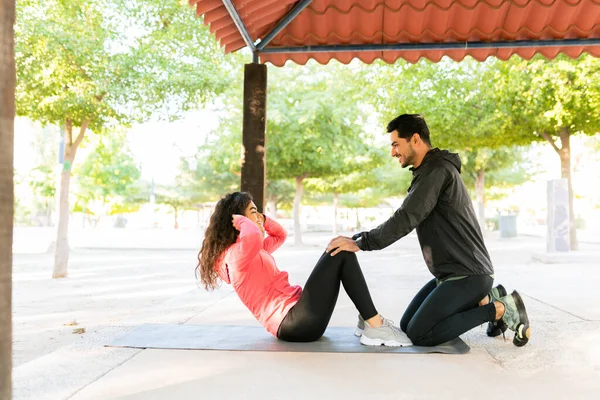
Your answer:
[278,251,378,342]
[400,278,437,333]
[406,275,495,346]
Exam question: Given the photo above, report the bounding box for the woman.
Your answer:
[196,191,411,346]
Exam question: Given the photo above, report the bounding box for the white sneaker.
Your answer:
[355,314,365,337]
[360,317,413,347]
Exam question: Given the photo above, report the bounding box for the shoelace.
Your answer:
[382,318,397,327]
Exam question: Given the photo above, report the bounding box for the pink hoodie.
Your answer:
[215,215,302,337]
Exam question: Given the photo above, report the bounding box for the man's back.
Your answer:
[413,149,494,280]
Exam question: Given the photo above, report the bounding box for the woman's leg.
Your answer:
[406,275,495,346]
[400,278,437,333]
[277,251,378,342]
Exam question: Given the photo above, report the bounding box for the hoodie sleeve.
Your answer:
[262,215,287,254]
[229,216,264,269]
[356,167,450,251]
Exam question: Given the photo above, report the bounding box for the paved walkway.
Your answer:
[11,233,600,399]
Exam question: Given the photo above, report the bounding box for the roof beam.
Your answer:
[259,38,600,54]
[221,0,257,60]
[256,0,312,51]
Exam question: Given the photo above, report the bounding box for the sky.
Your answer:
[127,109,220,184]
[13,109,221,186]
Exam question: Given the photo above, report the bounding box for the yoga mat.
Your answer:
[108,324,470,354]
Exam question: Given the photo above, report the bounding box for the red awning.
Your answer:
[191,0,600,65]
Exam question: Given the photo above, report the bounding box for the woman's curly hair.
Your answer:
[196,192,253,290]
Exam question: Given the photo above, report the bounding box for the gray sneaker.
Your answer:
[487,284,508,338]
[355,314,365,337]
[499,290,531,347]
[490,284,507,303]
[360,317,413,347]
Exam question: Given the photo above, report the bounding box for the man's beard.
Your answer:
[401,147,416,168]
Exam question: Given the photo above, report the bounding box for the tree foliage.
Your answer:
[74,133,141,215]
[15,0,234,276]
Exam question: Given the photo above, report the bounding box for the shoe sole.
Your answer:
[359,335,409,347]
[487,284,508,337]
[354,327,363,337]
[511,290,531,347]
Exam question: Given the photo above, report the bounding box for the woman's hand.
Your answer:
[232,214,244,231]
[256,213,266,234]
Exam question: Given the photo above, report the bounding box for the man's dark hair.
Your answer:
[386,114,432,147]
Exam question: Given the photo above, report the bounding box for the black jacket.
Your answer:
[354,148,494,280]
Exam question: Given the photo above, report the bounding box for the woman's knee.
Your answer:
[330,250,357,262]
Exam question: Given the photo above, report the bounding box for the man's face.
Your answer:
[390,130,416,168]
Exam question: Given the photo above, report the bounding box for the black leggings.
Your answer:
[401,275,496,346]
[277,251,378,342]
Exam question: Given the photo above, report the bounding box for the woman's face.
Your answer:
[243,201,264,233]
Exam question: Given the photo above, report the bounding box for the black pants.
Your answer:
[401,275,496,346]
[277,251,378,342]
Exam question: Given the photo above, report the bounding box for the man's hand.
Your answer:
[326,236,360,256]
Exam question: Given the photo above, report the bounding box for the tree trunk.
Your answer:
[332,192,339,235]
[266,199,277,216]
[355,208,361,231]
[559,129,578,250]
[173,208,179,230]
[0,0,15,395]
[475,169,485,229]
[294,176,304,246]
[53,120,87,278]
[46,199,52,226]
[53,153,74,278]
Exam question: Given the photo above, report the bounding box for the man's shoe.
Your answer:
[355,314,365,337]
[359,317,413,347]
[487,284,508,338]
[499,290,531,347]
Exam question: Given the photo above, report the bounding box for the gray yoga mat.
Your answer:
[108,324,470,354]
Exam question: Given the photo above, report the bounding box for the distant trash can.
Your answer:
[499,215,517,238]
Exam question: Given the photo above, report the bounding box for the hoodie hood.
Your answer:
[421,148,462,173]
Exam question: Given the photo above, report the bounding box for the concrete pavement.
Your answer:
[12,233,600,399]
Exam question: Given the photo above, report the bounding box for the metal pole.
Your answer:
[221,0,257,54]
[256,0,312,51]
[259,38,600,54]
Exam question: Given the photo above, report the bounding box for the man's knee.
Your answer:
[406,323,431,346]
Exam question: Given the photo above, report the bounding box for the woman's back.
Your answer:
[216,216,301,336]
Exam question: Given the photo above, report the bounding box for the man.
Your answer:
[327,114,531,347]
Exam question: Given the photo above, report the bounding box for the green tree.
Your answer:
[207,62,380,244]
[460,147,533,227]
[304,145,386,234]
[489,55,600,249]
[266,63,381,244]
[154,185,191,230]
[266,179,295,215]
[74,133,141,223]
[25,125,60,226]
[16,0,233,277]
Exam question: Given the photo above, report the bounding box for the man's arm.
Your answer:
[356,167,450,251]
